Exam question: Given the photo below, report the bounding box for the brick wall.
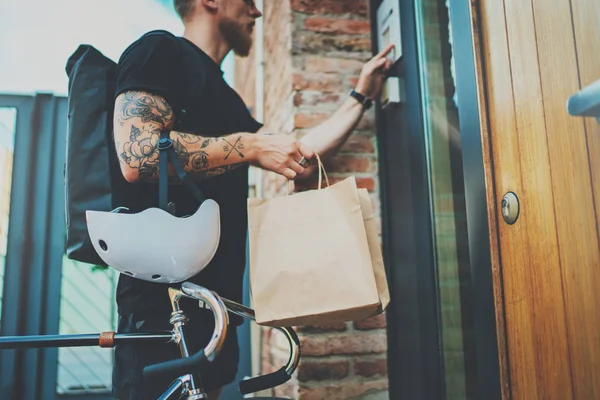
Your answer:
[235,1,389,398]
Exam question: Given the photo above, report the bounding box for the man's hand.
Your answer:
[355,44,395,99]
[249,133,315,180]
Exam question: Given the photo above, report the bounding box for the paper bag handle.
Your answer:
[287,153,330,194]
[315,153,330,190]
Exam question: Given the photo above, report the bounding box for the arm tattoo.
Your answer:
[119,124,160,180]
[117,91,174,126]
[116,91,247,182]
[222,136,245,160]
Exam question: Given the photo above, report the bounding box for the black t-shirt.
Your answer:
[112,30,262,323]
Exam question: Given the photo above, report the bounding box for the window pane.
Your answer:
[56,259,118,395]
[0,107,16,330]
[415,0,477,398]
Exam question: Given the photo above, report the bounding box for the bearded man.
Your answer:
[110,0,392,398]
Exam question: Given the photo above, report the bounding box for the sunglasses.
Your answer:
[242,0,258,9]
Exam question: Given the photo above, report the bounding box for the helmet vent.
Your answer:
[152,274,162,280]
[124,271,134,276]
[99,240,108,251]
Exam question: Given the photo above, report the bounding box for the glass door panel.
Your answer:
[0,107,16,330]
[56,260,118,395]
[415,0,477,398]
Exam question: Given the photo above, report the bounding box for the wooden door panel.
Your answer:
[532,0,600,398]
[478,0,538,398]
[502,0,573,397]
[573,0,600,233]
[476,0,600,398]
[474,1,518,398]
[571,0,600,397]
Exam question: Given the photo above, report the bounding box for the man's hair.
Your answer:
[174,0,195,19]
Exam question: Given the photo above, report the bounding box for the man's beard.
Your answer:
[219,18,252,57]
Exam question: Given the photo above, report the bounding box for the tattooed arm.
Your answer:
[113,91,315,183]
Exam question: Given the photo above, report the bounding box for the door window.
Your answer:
[415,0,477,397]
[0,107,16,330]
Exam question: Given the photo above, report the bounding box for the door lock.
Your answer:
[501,192,520,225]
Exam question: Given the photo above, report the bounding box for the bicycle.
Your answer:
[0,281,300,399]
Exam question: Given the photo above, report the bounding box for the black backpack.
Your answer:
[64,33,205,266]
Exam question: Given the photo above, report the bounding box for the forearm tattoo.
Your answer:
[115,91,244,182]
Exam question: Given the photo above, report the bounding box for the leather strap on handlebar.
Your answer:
[99,332,115,348]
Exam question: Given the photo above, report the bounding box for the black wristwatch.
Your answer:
[349,89,373,110]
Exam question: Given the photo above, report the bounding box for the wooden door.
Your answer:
[472,0,600,398]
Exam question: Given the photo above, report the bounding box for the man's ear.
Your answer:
[199,0,218,12]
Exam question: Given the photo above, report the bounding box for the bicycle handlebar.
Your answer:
[140,283,301,395]
[221,297,301,395]
[141,283,228,381]
[239,366,291,395]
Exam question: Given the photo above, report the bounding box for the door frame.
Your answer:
[369,0,503,398]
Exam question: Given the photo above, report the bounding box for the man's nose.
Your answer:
[249,1,262,18]
[251,7,262,19]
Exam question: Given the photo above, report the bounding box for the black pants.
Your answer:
[111,305,239,400]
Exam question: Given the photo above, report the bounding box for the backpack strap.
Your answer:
[135,30,206,212]
[158,131,206,213]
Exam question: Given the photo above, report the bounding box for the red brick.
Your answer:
[298,360,350,382]
[354,313,387,330]
[357,177,376,192]
[298,380,389,400]
[291,0,369,16]
[355,358,388,377]
[305,18,371,35]
[293,73,343,92]
[261,328,272,360]
[298,322,348,333]
[340,134,374,153]
[294,91,341,107]
[304,56,365,73]
[294,34,372,54]
[262,360,274,375]
[347,76,360,88]
[294,112,331,128]
[300,332,387,356]
[274,381,297,398]
[323,155,373,173]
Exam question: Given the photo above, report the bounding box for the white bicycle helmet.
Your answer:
[86,199,221,284]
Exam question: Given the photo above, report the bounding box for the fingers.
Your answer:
[283,143,316,179]
[287,156,306,176]
[375,44,395,60]
[376,57,388,68]
[375,56,393,71]
[281,168,297,180]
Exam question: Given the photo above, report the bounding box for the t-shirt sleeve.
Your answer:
[114,32,185,114]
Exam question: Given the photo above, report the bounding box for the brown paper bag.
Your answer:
[248,158,386,327]
[357,188,390,313]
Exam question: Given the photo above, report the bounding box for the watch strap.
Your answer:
[349,89,373,110]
